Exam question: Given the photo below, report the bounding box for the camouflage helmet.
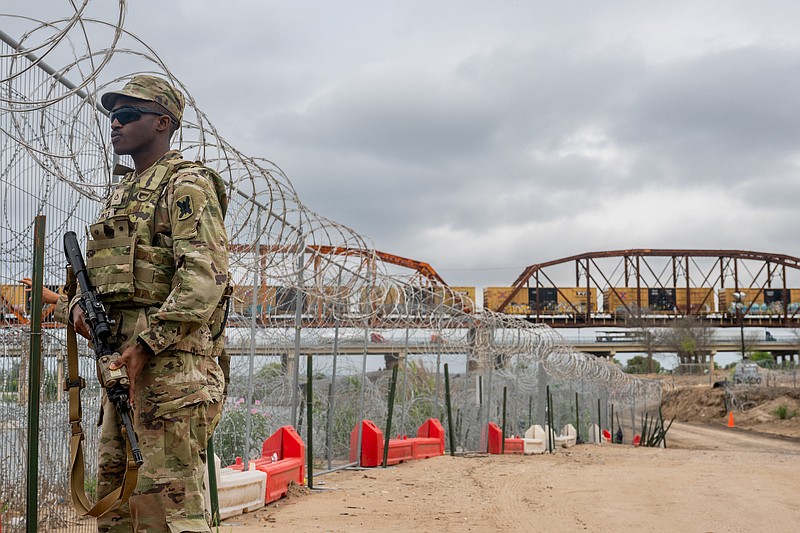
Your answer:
[101,75,185,123]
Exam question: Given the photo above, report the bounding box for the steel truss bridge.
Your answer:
[495,249,800,328]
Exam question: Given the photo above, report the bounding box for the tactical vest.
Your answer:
[86,156,230,316]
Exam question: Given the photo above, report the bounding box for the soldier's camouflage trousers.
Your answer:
[96,349,223,533]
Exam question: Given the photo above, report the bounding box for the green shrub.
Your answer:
[750,352,774,367]
[213,405,274,467]
[625,355,661,374]
[774,405,797,420]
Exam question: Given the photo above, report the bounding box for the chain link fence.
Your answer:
[1,3,662,531]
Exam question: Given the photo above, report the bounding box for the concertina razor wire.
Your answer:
[0,2,662,529]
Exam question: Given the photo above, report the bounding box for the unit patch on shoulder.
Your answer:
[176,195,194,220]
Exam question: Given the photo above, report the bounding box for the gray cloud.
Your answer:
[65,1,800,286]
[615,47,800,183]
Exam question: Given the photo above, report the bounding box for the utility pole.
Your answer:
[733,292,746,361]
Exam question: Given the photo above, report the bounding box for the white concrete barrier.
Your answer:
[522,424,546,454]
[589,423,601,444]
[543,424,578,449]
[205,455,268,520]
[554,424,577,448]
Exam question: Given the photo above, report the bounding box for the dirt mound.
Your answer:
[732,390,800,435]
[660,382,800,438]
[661,386,727,422]
[285,480,310,498]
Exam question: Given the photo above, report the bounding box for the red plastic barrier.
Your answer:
[350,418,446,467]
[602,429,612,443]
[413,418,446,459]
[229,425,305,504]
[487,422,524,454]
[632,434,641,447]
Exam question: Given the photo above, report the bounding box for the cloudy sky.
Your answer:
[15,1,800,288]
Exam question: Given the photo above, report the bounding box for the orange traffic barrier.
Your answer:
[728,412,735,428]
[412,418,446,459]
[229,425,305,504]
[350,418,445,467]
[487,422,524,454]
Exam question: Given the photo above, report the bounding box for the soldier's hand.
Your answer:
[19,278,60,305]
[110,343,150,404]
[70,305,91,340]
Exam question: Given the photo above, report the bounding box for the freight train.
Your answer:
[483,286,800,318]
[4,282,798,324]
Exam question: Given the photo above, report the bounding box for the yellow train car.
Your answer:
[376,285,406,315]
[1,284,26,308]
[718,287,799,315]
[446,286,476,313]
[604,287,714,314]
[603,288,649,314]
[675,288,715,314]
[302,285,351,318]
[364,285,476,315]
[1,284,27,321]
[483,287,530,315]
[1,283,63,323]
[527,287,597,314]
[230,285,281,316]
[485,286,599,315]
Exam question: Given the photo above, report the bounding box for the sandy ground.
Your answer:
[215,376,800,532]
[216,420,800,533]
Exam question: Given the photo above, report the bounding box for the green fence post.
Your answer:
[501,386,507,454]
[444,363,455,456]
[26,215,46,533]
[382,365,399,467]
[207,437,220,526]
[575,392,580,443]
[306,354,314,488]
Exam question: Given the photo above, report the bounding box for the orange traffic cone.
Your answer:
[727,412,735,428]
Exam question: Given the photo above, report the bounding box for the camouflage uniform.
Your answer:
[88,76,229,532]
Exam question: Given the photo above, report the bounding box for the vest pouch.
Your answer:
[86,235,137,304]
[132,243,175,306]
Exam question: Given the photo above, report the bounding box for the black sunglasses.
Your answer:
[109,105,172,125]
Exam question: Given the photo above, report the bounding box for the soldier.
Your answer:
[69,75,229,532]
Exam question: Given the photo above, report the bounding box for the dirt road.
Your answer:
[217,423,800,532]
[668,421,800,453]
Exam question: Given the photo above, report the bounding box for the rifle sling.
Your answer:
[66,296,139,516]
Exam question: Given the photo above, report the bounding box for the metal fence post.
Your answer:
[25,215,46,533]
[243,211,262,463]
[325,313,340,470]
[290,238,305,428]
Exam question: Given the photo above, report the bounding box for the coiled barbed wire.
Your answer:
[0,2,661,409]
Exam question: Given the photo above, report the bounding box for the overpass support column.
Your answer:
[282,352,296,379]
[676,355,685,374]
[537,362,547,429]
[701,352,713,385]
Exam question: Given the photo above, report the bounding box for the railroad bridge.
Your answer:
[490,249,800,328]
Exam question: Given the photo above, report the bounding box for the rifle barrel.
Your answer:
[63,231,143,466]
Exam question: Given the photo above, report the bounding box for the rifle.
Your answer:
[63,230,143,466]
